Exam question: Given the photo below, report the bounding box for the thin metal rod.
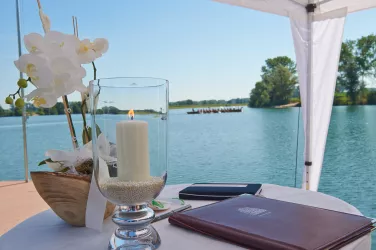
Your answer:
[16,0,29,182]
[303,0,315,190]
[75,16,79,37]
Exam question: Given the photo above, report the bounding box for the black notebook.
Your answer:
[179,183,262,200]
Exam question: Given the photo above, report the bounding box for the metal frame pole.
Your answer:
[303,1,316,190]
[16,0,29,182]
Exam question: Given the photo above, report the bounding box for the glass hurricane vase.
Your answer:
[90,77,169,250]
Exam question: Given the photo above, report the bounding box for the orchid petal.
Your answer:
[93,38,109,54]
[24,33,45,54]
[46,162,65,171]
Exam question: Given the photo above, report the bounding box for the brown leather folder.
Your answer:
[169,195,373,250]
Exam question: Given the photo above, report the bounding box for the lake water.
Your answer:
[1,106,376,245]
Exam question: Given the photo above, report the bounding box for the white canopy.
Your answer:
[214,0,376,191]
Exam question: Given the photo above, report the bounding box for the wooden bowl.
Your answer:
[30,171,115,227]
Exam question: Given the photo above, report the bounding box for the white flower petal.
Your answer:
[14,54,47,74]
[50,57,76,74]
[24,33,45,54]
[93,38,109,54]
[33,65,54,88]
[46,162,65,171]
[25,88,58,108]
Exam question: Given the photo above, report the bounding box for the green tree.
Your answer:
[249,81,270,107]
[261,56,296,76]
[0,105,4,116]
[55,102,65,114]
[337,35,376,104]
[50,106,58,115]
[108,106,120,114]
[337,41,361,104]
[37,108,45,115]
[356,35,376,80]
[249,56,297,108]
[367,91,376,104]
[264,65,297,105]
[70,102,81,114]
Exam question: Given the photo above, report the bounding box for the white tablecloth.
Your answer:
[0,184,371,250]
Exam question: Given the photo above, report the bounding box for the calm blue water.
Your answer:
[1,106,376,245]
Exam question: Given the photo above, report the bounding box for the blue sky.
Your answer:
[1,0,376,102]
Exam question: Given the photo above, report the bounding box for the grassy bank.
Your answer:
[169,103,247,109]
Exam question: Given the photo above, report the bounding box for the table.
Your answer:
[0,184,371,250]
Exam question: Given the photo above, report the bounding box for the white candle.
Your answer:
[116,120,150,181]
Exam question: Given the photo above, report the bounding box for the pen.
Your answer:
[152,204,192,223]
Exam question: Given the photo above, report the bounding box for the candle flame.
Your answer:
[128,109,135,120]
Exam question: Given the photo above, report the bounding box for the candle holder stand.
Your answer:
[109,204,160,249]
[90,77,169,250]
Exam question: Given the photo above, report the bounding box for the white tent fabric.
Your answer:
[214,0,376,16]
[213,0,376,191]
[290,9,346,191]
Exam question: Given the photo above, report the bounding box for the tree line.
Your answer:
[0,99,249,117]
[249,34,376,108]
[0,102,84,117]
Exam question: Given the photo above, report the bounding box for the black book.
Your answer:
[179,183,262,200]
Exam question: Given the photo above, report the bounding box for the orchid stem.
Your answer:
[80,62,97,144]
[8,88,21,99]
[92,62,97,80]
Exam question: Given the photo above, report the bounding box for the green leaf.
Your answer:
[152,200,164,208]
[61,167,70,173]
[83,124,102,145]
[38,158,53,166]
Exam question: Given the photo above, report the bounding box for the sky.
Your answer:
[1,0,376,102]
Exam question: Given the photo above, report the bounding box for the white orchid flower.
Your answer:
[24,33,46,54]
[44,31,80,64]
[77,38,109,64]
[92,38,109,58]
[25,88,57,108]
[14,54,53,88]
[84,134,116,163]
[77,39,97,64]
[46,147,92,168]
[25,57,87,108]
[45,134,112,178]
[46,161,65,172]
[14,30,108,108]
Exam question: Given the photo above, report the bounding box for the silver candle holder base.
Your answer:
[109,204,161,250]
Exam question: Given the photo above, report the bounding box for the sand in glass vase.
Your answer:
[99,120,165,205]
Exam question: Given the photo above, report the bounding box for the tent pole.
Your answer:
[16,0,29,182]
[303,1,316,190]
[16,0,29,183]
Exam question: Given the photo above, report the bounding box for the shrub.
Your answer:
[333,93,349,106]
[367,91,376,105]
[289,97,300,103]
